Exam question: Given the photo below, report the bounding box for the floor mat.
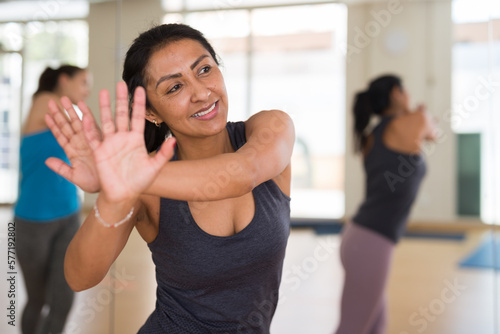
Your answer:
[459,233,500,269]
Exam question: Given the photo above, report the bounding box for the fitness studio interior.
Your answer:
[0,0,499,333]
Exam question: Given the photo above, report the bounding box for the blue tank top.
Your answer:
[352,116,426,243]
[14,129,80,221]
[140,122,291,334]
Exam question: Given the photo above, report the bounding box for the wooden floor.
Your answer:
[1,208,499,334]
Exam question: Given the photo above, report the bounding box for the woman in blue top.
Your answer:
[335,75,436,334]
[15,65,91,334]
[44,24,294,333]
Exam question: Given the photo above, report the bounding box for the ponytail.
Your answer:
[34,67,59,95]
[353,91,373,152]
[352,74,403,152]
[34,65,85,96]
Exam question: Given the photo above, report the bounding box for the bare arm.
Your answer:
[65,110,294,290]
[64,83,176,291]
[46,85,294,201]
[145,109,295,201]
[64,197,140,291]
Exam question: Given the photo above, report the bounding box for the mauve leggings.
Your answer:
[15,213,80,334]
[335,222,395,334]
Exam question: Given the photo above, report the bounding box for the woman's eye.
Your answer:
[168,84,181,94]
[199,66,211,75]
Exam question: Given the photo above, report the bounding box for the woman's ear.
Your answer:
[145,109,162,126]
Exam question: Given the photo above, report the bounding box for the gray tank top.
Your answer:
[352,116,426,243]
[139,122,291,334]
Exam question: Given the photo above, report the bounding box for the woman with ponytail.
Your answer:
[14,65,91,334]
[335,75,436,334]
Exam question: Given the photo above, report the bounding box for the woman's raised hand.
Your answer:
[45,96,101,193]
[84,82,175,203]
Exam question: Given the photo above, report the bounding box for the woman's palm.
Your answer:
[87,83,174,203]
[45,97,100,193]
[46,82,174,202]
[93,130,169,202]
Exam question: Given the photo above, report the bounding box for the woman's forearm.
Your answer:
[64,196,138,291]
[145,110,294,201]
[145,153,255,201]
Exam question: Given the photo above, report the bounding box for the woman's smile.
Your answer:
[191,101,218,119]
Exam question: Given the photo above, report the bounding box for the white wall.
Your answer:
[344,0,456,222]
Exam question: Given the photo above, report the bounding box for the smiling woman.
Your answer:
[142,39,229,148]
[44,23,295,334]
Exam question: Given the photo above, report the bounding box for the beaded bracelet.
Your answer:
[94,202,134,228]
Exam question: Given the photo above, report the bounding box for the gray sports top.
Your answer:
[352,116,426,243]
[139,122,291,334]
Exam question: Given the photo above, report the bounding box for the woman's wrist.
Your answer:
[94,195,137,228]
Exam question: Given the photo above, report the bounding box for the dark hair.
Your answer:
[34,65,85,96]
[122,23,220,153]
[353,74,402,152]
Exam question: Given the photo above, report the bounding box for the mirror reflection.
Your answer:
[0,0,498,333]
